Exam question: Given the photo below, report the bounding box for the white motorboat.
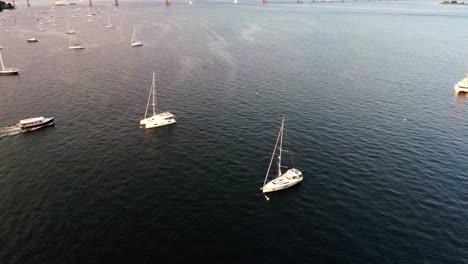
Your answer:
[261,117,303,194]
[131,25,143,47]
[454,73,468,94]
[140,72,176,129]
[27,38,39,42]
[0,51,19,75]
[15,117,54,130]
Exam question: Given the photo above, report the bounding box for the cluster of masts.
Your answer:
[0,8,144,67]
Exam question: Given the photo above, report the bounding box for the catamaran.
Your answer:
[68,34,84,49]
[131,25,143,47]
[0,51,19,75]
[105,16,115,28]
[261,117,303,194]
[140,72,176,129]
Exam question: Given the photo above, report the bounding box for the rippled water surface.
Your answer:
[0,0,467,263]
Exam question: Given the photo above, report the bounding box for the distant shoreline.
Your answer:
[440,1,468,5]
[0,1,15,12]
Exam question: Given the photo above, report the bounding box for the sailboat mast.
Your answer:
[152,72,156,116]
[277,116,284,177]
[263,123,283,188]
[132,26,135,44]
[144,75,152,119]
[0,52,5,71]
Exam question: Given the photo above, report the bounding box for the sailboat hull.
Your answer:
[0,69,19,75]
[262,169,303,193]
[140,112,176,129]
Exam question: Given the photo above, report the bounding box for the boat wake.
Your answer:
[0,126,24,137]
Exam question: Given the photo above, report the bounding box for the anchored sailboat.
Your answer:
[261,117,303,193]
[105,16,115,28]
[38,22,46,31]
[65,19,76,34]
[131,25,143,47]
[0,51,19,75]
[68,34,84,49]
[140,72,176,129]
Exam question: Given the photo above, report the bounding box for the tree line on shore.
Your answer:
[0,1,15,12]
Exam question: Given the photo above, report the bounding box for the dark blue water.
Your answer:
[0,1,467,263]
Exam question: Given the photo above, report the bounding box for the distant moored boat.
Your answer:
[140,72,176,129]
[454,73,468,94]
[68,34,84,49]
[131,25,143,47]
[0,51,19,76]
[105,16,115,28]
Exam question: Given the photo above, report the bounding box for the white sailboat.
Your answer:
[140,72,176,129]
[189,0,193,4]
[65,20,76,34]
[68,34,84,49]
[0,52,19,75]
[105,16,115,28]
[131,25,143,47]
[234,0,238,4]
[52,16,58,26]
[261,117,303,194]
